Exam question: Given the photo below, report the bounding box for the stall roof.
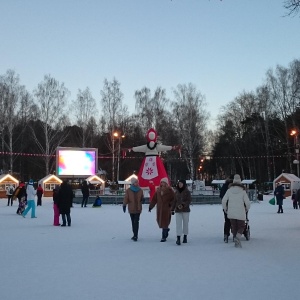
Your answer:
[124,174,138,182]
[118,181,130,185]
[0,174,19,184]
[38,174,62,185]
[211,180,225,184]
[242,179,256,184]
[86,175,105,184]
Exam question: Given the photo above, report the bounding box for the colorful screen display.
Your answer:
[56,148,97,176]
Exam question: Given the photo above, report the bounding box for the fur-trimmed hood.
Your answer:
[229,183,245,190]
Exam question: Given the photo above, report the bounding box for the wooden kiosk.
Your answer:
[38,174,62,197]
[86,175,105,196]
[0,174,19,199]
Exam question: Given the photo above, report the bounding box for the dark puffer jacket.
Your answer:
[58,182,73,214]
[172,187,191,213]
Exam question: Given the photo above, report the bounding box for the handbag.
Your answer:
[269,197,275,205]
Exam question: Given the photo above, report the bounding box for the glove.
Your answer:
[148,207,152,212]
[123,205,126,213]
[171,211,175,215]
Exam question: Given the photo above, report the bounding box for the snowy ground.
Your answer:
[1,195,299,300]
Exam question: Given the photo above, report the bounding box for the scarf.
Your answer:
[130,185,141,193]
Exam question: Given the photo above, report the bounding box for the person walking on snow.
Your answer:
[172,179,191,245]
[220,175,234,243]
[222,174,250,248]
[36,184,44,206]
[58,181,73,227]
[274,182,285,213]
[81,180,90,207]
[149,177,175,242]
[123,178,144,241]
[22,179,37,218]
[6,185,14,206]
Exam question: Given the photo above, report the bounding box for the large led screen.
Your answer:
[56,148,98,177]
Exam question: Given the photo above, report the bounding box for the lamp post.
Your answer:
[113,132,125,182]
[112,133,115,183]
[290,129,299,178]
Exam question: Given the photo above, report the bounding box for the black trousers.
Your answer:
[223,211,231,236]
[37,196,42,206]
[81,197,88,207]
[61,213,71,226]
[130,213,140,238]
[7,195,13,206]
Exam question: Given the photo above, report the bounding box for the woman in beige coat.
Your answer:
[222,174,250,248]
[149,177,175,242]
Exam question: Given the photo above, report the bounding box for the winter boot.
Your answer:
[176,236,181,245]
[183,235,187,243]
[234,233,242,248]
[224,234,228,243]
[160,229,167,242]
[165,228,170,238]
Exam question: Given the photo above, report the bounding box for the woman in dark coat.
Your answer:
[58,181,74,226]
[274,182,285,213]
[172,179,192,245]
[149,177,175,242]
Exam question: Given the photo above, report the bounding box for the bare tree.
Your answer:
[100,78,125,181]
[0,70,35,172]
[172,83,209,180]
[284,0,300,16]
[134,86,169,133]
[33,75,70,175]
[266,60,300,172]
[72,87,98,147]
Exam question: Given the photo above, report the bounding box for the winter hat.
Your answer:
[28,179,34,185]
[131,177,138,184]
[233,174,241,184]
[178,179,186,186]
[177,179,187,192]
[160,177,169,185]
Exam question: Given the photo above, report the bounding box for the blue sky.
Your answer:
[1,0,299,128]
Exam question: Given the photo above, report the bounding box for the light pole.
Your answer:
[290,129,299,178]
[113,132,125,182]
[112,132,116,183]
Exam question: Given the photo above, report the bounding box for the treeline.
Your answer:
[0,72,208,183]
[210,59,300,183]
[1,58,299,184]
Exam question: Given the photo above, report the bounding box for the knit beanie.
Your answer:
[160,177,169,185]
[233,174,241,184]
[131,177,138,184]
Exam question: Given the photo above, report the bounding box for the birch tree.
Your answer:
[100,78,125,181]
[72,87,98,147]
[0,70,35,172]
[172,83,209,180]
[33,75,70,175]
